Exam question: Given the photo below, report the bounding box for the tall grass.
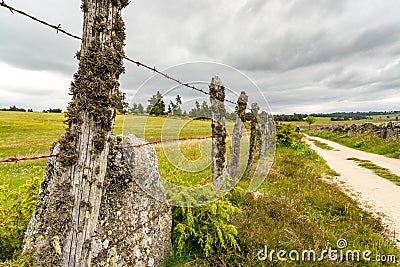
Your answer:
[1,113,399,266]
[311,130,400,159]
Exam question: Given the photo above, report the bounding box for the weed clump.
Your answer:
[0,177,41,261]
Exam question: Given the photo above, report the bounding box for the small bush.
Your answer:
[353,140,365,148]
[275,123,303,146]
[172,198,241,257]
[290,140,313,155]
[0,177,41,261]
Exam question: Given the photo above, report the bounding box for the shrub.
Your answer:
[172,198,241,257]
[0,177,41,261]
[275,123,303,146]
[353,140,365,148]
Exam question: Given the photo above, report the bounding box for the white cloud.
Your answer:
[0,63,70,110]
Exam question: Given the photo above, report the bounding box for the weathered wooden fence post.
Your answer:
[209,76,227,186]
[247,103,261,170]
[259,111,269,156]
[56,1,129,264]
[24,1,172,265]
[228,91,248,178]
[23,1,129,266]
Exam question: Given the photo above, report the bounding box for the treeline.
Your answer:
[311,111,400,121]
[129,91,239,120]
[311,111,371,120]
[0,106,62,113]
[0,105,29,112]
[273,113,305,121]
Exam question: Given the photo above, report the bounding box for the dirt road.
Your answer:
[305,135,400,247]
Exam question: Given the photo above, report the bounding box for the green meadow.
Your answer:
[1,112,399,266]
[310,130,400,159]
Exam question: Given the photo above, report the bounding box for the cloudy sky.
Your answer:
[0,0,399,114]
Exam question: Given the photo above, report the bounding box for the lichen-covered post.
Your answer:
[209,76,227,186]
[247,102,260,170]
[23,1,129,266]
[228,91,248,178]
[267,112,275,150]
[259,111,269,156]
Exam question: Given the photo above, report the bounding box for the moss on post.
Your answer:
[228,91,248,178]
[247,102,261,170]
[209,76,227,187]
[259,111,269,156]
[26,1,129,266]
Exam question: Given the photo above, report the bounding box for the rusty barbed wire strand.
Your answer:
[123,57,238,105]
[0,1,81,40]
[116,135,211,149]
[0,1,237,105]
[0,136,212,163]
[0,154,58,163]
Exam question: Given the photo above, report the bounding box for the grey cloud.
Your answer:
[284,0,347,19]
[0,0,81,73]
[1,0,399,113]
[225,23,400,73]
[239,0,268,16]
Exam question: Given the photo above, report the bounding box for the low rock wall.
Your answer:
[320,122,400,141]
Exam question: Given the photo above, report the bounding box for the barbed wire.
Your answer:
[116,135,211,149]
[0,136,212,163]
[0,154,58,163]
[0,1,81,40]
[0,1,237,105]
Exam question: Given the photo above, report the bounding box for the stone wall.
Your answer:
[320,122,400,141]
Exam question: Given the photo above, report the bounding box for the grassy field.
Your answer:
[291,115,400,132]
[310,130,400,159]
[1,112,400,266]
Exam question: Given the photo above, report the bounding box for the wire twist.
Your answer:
[0,136,212,163]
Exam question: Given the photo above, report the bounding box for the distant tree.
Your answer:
[44,108,62,113]
[132,103,138,112]
[188,100,211,118]
[304,115,317,130]
[167,101,174,114]
[147,91,165,116]
[274,114,305,122]
[189,101,201,117]
[173,95,183,116]
[6,105,26,112]
[137,103,144,114]
[50,108,62,113]
[167,95,183,117]
[176,95,182,105]
[199,101,211,118]
[129,102,146,114]
[117,92,129,114]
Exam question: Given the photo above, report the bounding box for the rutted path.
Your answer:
[305,135,400,247]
